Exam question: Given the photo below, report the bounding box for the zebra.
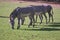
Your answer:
[9,7,35,29]
[30,5,54,24]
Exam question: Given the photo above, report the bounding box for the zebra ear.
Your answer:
[16,7,20,11]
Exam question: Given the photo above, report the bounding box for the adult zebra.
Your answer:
[30,5,54,24]
[9,7,35,29]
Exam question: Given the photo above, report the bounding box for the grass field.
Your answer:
[0,2,60,40]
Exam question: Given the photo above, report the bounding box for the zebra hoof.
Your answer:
[28,25,30,28]
[33,25,35,28]
[40,22,42,24]
[17,27,20,29]
[21,24,23,25]
[17,28,20,29]
[12,27,14,29]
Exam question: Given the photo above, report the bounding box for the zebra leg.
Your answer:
[43,13,48,24]
[48,12,51,23]
[36,15,38,23]
[48,13,50,23]
[21,17,25,25]
[50,13,54,23]
[17,18,20,29]
[39,14,43,24]
[32,15,35,27]
[28,16,32,28]
[51,12,54,23]
[48,12,53,23]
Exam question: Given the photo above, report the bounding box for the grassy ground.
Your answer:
[0,2,60,40]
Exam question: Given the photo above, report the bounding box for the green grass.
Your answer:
[0,2,60,40]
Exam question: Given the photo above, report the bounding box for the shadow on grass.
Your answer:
[0,16,9,18]
[20,22,60,31]
[20,27,60,31]
[47,22,60,27]
[34,22,60,27]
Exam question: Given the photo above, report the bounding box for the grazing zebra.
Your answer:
[30,5,54,24]
[9,7,35,29]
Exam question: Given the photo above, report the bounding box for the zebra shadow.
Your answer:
[47,22,60,27]
[20,27,60,31]
[20,22,60,31]
[0,16,9,18]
